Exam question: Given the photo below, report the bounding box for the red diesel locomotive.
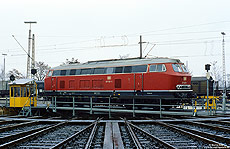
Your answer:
[44,57,192,105]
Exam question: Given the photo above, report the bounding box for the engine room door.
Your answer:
[135,73,143,91]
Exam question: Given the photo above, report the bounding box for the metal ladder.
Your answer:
[18,96,33,116]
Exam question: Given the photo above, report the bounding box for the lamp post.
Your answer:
[2,54,7,81]
[221,32,226,112]
[205,64,211,113]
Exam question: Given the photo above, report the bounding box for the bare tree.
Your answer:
[210,61,222,88]
[119,54,130,59]
[227,74,230,88]
[61,58,80,65]
[0,68,4,81]
[34,61,51,81]
[7,69,25,80]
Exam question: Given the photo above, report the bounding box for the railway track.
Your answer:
[121,121,174,148]
[0,120,22,128]
[0,121,53,145]
[0,122,93,148]
[0,117,230,148]
[124,120,225,148]
[53,119,104,148]
[166,120,230,145]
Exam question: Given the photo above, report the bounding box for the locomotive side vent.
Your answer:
[115,79,121,88]
[60,80,65,89]
[69,80,75,89]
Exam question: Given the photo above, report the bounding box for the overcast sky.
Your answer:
[0,0,230,78]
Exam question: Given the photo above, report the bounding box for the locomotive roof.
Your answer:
[52,57,182,70]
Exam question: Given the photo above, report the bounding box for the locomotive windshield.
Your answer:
[181,64,189,72]
[172,64,189,73]
[172,64,182,72]
[47,71,53,77]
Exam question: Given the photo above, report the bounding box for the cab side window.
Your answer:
[149,64,166,72]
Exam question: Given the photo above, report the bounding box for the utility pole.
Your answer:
[139,35,147,59]
[139,36,142,59]
[24,21,37,78]
[221,32,226,112]
[2,54,7,81]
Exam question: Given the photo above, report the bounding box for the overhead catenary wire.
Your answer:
[126,21,230,36]
[144,43,156,58]
[12,35,33,60]
[10,43,139,56]
[6,35,129,52]
[7,22,230,53]
[7,20,230,51]
[8,33,229,53]
[6,21,230,59]
[9,34,228,54]
[151,36,229,44]
[171,53,230,58]
[9,38,229,56]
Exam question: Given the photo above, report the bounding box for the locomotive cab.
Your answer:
[44,70,54,91]
[172,63,191,89]
[170,63,192,98]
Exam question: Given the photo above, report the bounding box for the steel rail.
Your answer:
[0,121,38,133]
[124,120,143,149]
[0,124,52,144]
[158,122,230,147]
[197,120,230,127]
[8,115,25,118]
[184,121,230,133]
[27,116,43,119]
[126,121,176,149]
[51,118,101,149]
[84,121,99,149]
[0,122,66,149]
[0,120,13,125]
[214,120,230,125]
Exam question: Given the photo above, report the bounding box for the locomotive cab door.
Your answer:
[51,77,57,91]
[45,70,55,90]
[135,73,143,91]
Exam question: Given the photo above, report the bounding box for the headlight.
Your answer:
[183,77,187,81]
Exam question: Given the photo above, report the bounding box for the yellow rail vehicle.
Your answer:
[10,79,37,108]
[200,96,218,110]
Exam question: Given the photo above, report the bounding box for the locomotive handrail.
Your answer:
[46,95,197,118]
